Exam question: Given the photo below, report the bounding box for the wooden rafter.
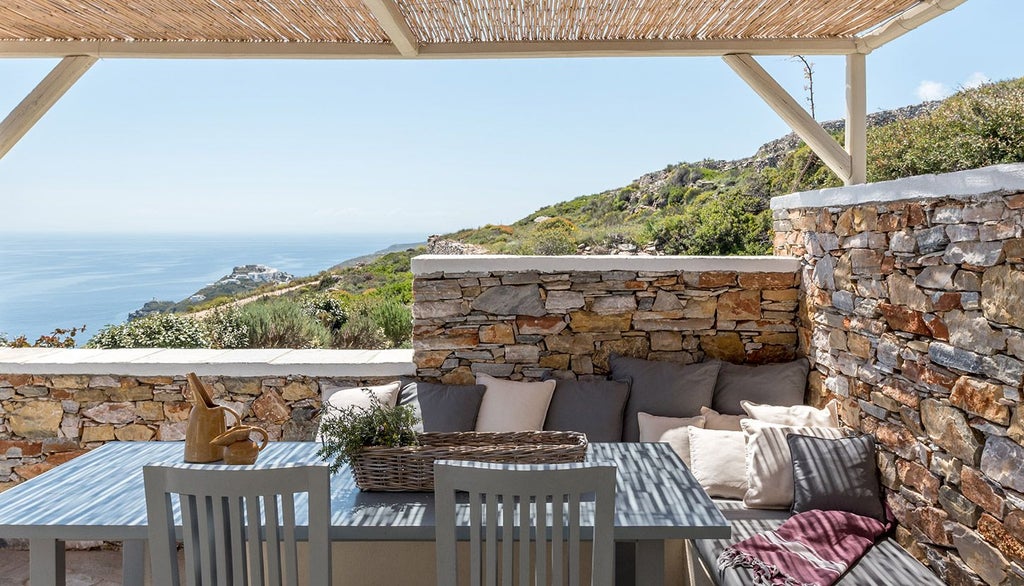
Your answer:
[856,0,967,53]
[361,0,419,57]
[0,55,96,160]
[723,53,855,185]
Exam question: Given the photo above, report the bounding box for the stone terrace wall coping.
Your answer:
[0,348,415,378]
[770,163,1024,211]
[411,254,801,275]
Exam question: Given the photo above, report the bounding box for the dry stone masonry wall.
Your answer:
[411,256,802,382]
[774,164,1024,586]
[0,349,414,491]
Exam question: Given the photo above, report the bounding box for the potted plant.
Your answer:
[316,391,419,474]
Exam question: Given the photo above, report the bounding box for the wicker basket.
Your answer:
[348,431,588,491]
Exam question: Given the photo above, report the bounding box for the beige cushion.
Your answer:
[475,374,556,432]
[700,406,745,431]
[741,419,848,509]
[688,427,748,499]
[741,399,839,427]
[637,412,705,468]
[322,381,401,411]
[317,381,402,440]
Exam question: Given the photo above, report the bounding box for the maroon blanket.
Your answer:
[717,509,889,586]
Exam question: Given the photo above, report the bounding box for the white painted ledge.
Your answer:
[411,255,801,275]
[771,163,1024,210]
[0,348,415,378]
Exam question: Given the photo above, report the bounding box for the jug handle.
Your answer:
[217,405,242,427]
[251,426,270,451]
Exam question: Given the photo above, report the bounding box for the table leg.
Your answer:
[29,538,66,586]
[122,539,146,586]
[635,540,666,585]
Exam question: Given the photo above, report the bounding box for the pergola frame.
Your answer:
[0,0,967,184]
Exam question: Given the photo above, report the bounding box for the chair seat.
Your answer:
[690,499,943,586]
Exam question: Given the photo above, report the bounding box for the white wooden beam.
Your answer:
[856,0,966,53]
[361,0,419,57]
[846,53,867,185]
[0,37,858,60]
[0,55,97,160]
[723,53,852,184]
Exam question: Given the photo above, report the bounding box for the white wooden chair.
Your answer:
[434,460,616,586]
[143,464,331,586]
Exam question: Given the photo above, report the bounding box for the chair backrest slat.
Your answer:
[434,460,616,586]
[144,465,330,586]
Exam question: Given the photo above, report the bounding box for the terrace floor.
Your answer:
[0,548,122,585]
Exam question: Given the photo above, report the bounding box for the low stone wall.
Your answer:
[411,255,802,382]
[0,349,414,491]
[773,164,1024,585]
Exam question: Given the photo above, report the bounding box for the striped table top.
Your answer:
[0,441,729,542]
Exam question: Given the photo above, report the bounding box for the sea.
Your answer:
[0,233,425,344]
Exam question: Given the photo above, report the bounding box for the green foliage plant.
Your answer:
[316,391,420,474]
[1,326,85,348]
[87,314,209,348]
[203,307,249,349]
[371,298,413,348]
[236,298,332,348]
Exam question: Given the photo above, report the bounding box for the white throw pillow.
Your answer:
[741,419,848,509]
[321,381,401,411]
[637,412,705,468]
[475,374,556,432]
[687,427,748,499]
[741,399,839,427]
[317,381,402,440]
[700,406,746,431]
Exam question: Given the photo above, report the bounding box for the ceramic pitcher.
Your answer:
[184,372,241,463]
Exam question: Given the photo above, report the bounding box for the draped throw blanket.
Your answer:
[717,509,890,586]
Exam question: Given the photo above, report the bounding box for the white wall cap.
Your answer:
[411,255,801,275]
[771,163,1024,210]
[0,348,415,378]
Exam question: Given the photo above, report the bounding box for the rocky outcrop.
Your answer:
[426,236,487,255]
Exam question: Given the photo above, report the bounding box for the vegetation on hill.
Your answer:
[448,77,1024,257]
[10,77,1021,350]
[84,248,419,350]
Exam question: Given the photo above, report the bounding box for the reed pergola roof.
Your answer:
[0,0,967,186]
[0,0,961,59]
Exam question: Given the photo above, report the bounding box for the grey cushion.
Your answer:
[789,434,885,522]
[609,354,721,442]
[691,510,941,586]
[543,379,630,442]
[397,380,486,433]
[712,358,809,415]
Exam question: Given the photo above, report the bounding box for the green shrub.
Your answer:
[649,190,771,256]
[203,307,249,349]
[371,298,413,348]
[236,298,332,348]
[869,79,1024,180]
[87,314,209,348]
[302,292,349,331]
[335,312,387,349]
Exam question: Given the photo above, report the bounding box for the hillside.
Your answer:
[441,77,1024,257]
[75,77,1024,351]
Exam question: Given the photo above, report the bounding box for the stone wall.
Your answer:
[411,256,802,382]
[0,349,414,491]
[773,164,1024,586]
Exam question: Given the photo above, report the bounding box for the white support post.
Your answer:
[846,53,867,185]
[723,53,852,184]
[361,0,419,57]
[0,55,97,161]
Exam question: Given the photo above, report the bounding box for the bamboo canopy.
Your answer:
[0,0,960,59]
[0,0,967,182]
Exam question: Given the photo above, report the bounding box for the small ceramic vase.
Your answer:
[211,425,270,465]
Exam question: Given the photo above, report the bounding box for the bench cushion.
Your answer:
[692,500,942,586]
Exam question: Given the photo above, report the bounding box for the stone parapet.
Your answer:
[411,255,802,383]
[0,349,414,491]
[773,162,1024,585]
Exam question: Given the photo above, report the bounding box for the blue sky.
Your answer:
[0,0,1021,236]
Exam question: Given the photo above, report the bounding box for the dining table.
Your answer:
[0,440,729,585]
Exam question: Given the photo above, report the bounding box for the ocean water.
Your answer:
[0,233,424,343]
